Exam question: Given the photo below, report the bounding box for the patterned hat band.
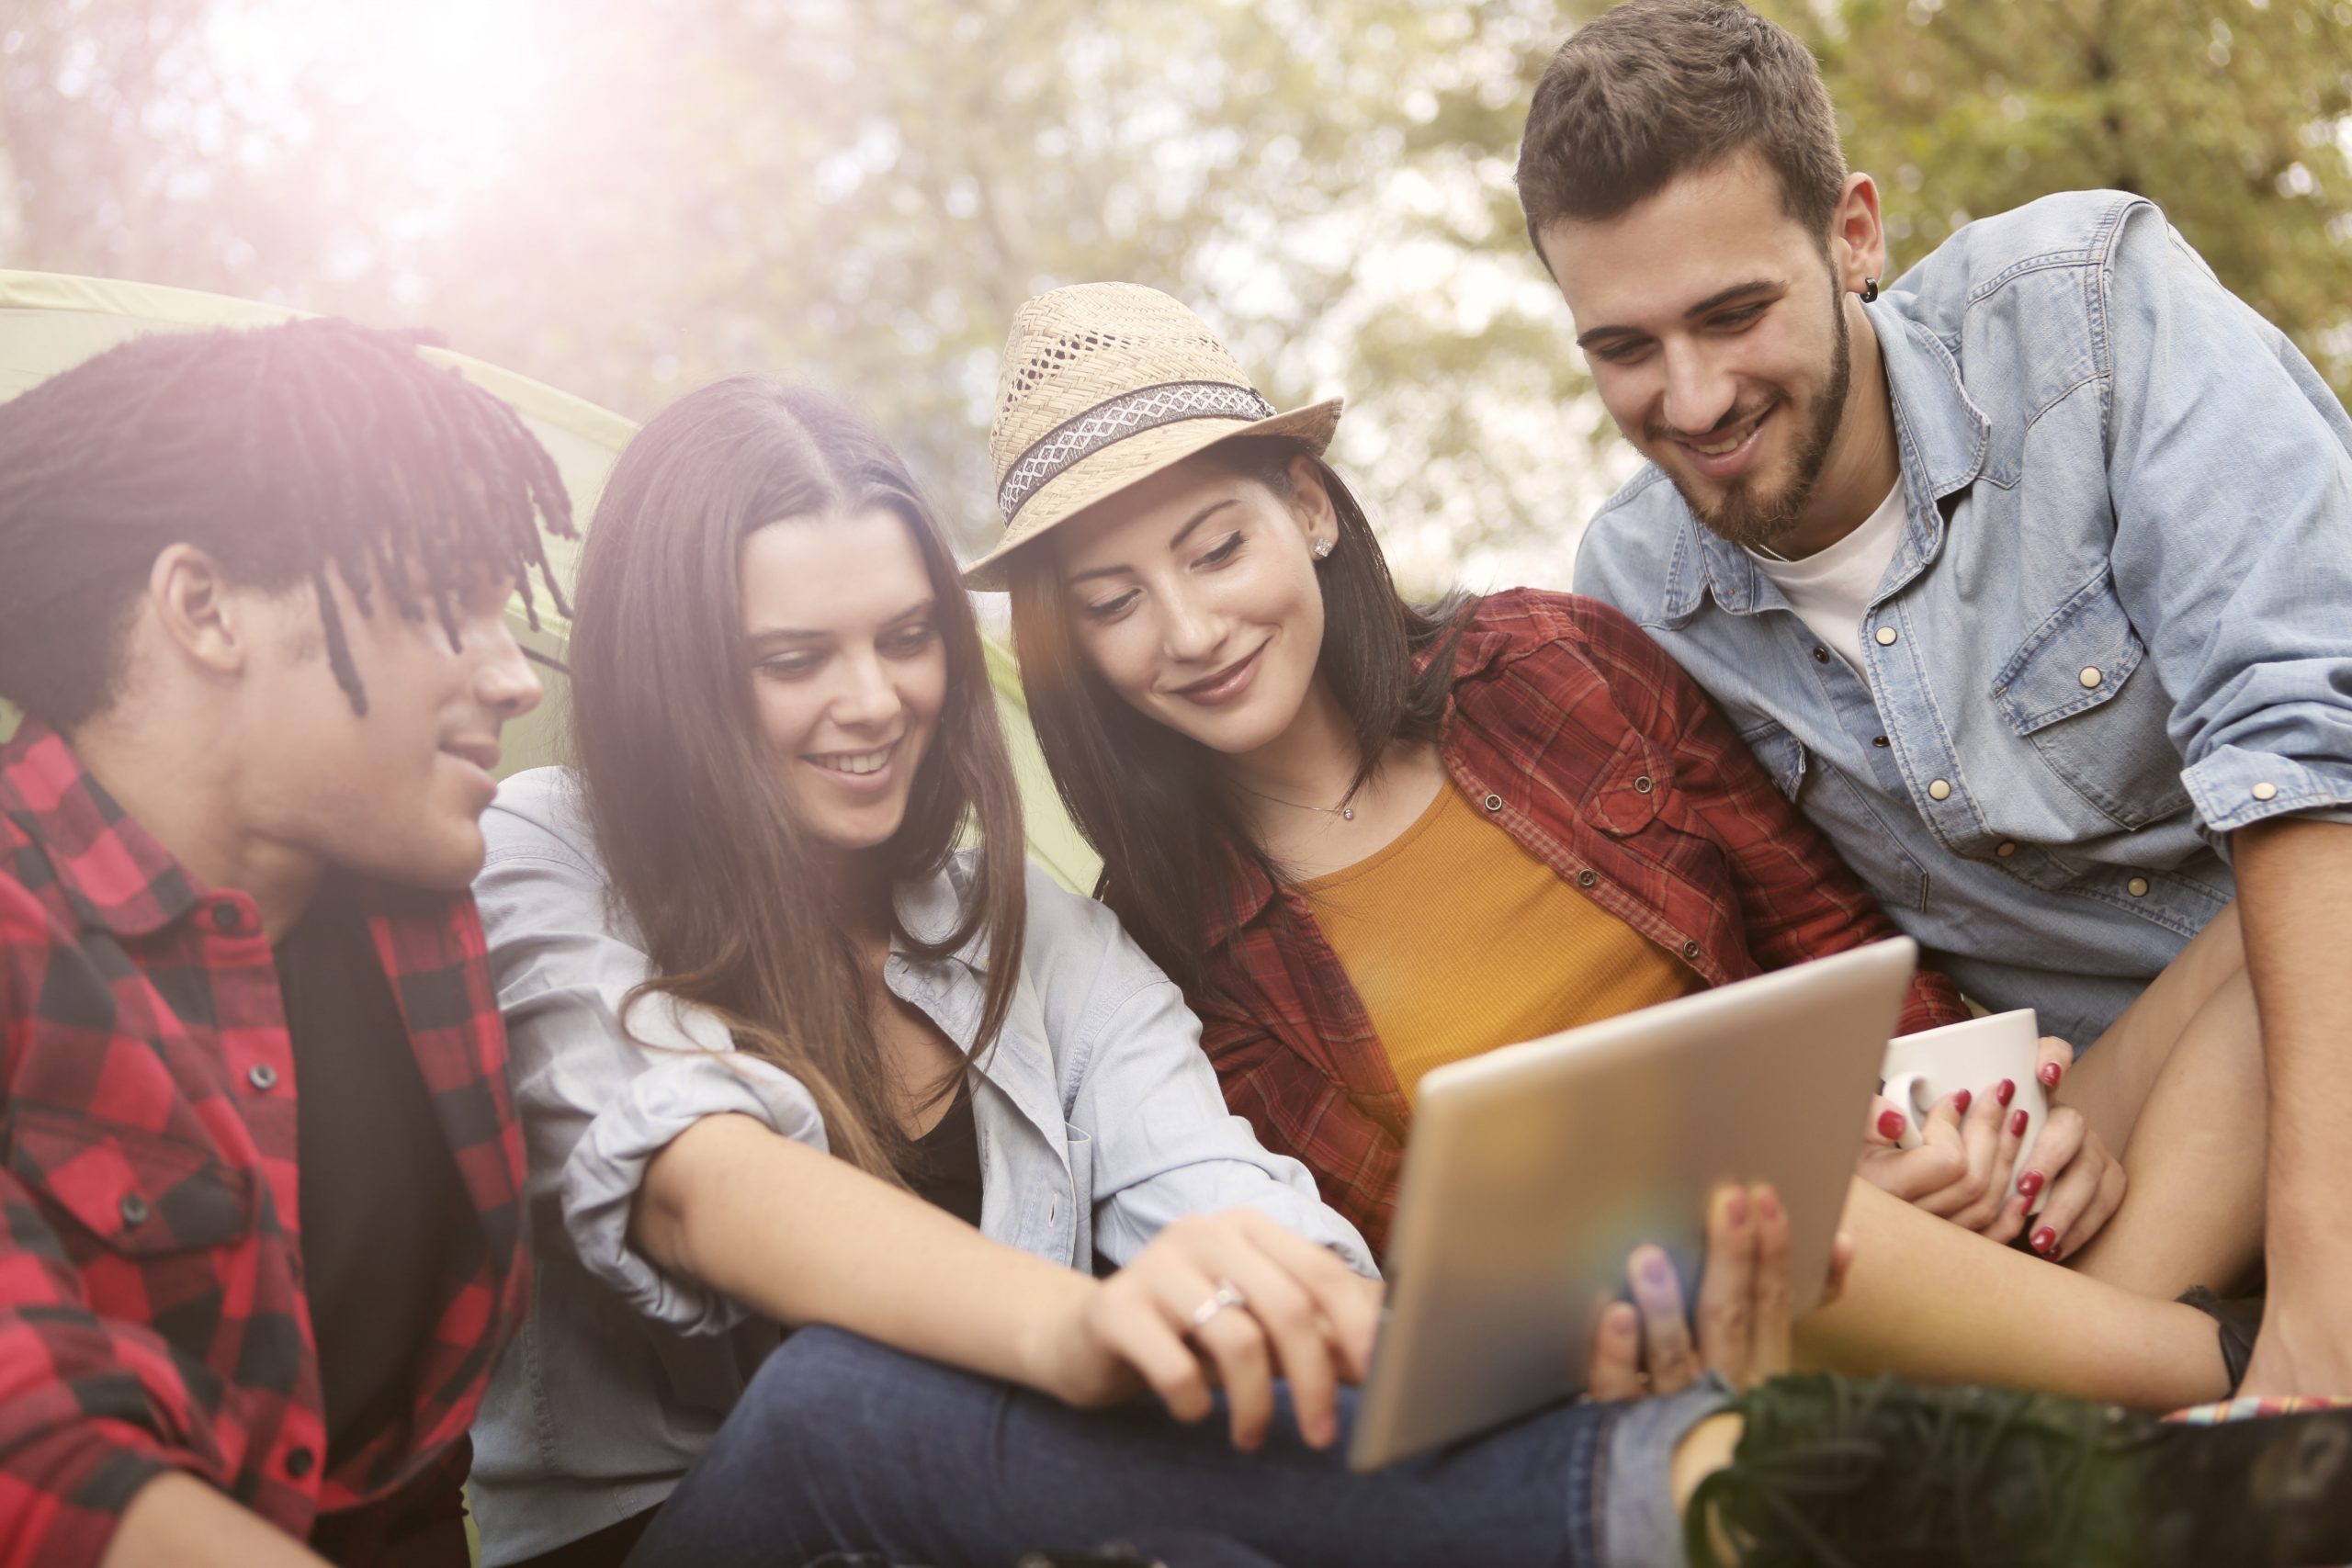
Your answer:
[997,379,1276,524]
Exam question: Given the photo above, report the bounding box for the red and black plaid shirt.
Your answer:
[0,722,530,1566]
[1136,590,1968,1259]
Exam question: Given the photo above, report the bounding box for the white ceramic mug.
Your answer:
[1881,1009,2051,1213]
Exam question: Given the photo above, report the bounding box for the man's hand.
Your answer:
[1036,1208,1383,1452]
[1586,1182,1854,1398]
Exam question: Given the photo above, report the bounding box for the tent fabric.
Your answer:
[0,270,1102,891]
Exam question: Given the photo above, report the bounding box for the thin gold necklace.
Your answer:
[1232,780,1358,821]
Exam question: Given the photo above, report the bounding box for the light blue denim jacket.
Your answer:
[1576,192,2352,1048]
[464,767,1374,1563]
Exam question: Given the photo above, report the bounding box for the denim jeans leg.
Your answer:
[626,1326,1630,1568]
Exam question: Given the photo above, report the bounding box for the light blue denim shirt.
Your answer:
[1576,192,2352,1048]
[465,767,1374,1563]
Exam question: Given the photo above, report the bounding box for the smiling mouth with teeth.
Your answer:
[808,745,894,775]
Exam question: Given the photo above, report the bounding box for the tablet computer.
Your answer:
[1347,936,1917,1472]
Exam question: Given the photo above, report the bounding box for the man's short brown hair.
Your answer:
[1516,0,1846,258]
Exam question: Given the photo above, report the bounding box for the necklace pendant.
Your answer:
[1340,807,1354,820]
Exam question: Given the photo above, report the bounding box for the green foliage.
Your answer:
[1787,0,2352,399]
[1,0,2346,589]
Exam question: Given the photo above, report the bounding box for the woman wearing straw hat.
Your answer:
[985,283,2274,1406]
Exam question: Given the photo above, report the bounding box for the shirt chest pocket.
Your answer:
[6,1108,257,1258]
[1990,574,2188,831]
[1578,728,1668,836]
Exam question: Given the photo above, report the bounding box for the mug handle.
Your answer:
[1877,1071,1934,1151]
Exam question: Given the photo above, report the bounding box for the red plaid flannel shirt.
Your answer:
[1145,590,1967,1259]
[0,722,531,1566]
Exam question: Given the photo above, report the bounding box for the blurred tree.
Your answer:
[1793,0,2352,402]
[1,0,2346,589]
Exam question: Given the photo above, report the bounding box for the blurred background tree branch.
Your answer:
[3,0,2345,590]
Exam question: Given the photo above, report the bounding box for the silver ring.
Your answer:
[1187,1280,1249,1332]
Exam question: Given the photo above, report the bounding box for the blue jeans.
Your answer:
[624,1327,1724,1568]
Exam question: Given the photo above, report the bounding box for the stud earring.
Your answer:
[1312,537,1335,559]
[1860,276,1880,304]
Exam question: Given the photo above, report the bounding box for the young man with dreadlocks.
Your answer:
[0,318,573,1568]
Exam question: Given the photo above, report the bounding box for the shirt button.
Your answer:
[1680,940,1702,960]
[119,1193,151,1227]
[1632,775,1655,795]
[247,1063,279,1092]
[284,1447,315,1480]
[1871,736,1890,749]
[2079,666,2103,689]
[2126,876,2151,897]
[1577,870,1598,887]
[1874,626,1898,647]
[1482,794,1503,812]
[1996,841,2018,858]
[2252,782,2278,802]
[210,902,243,934]
[1812,646,1830,663]
[1928,779,1952,801]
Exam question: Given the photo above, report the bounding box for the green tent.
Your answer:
[0,270,1101,891]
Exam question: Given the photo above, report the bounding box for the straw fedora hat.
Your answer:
[964,282,1342,590]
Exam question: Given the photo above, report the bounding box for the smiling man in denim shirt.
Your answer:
[1520,0,2352,1400]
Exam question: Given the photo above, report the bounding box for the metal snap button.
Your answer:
[2252,782,2278,802]
[119,1193,150,1227]
[1482,794,1503,812]
[2078,666,2102,689]
[2126,876,2151,897]
[1812,646,1829,663]
[1633,775,1655,795]
[1928,779,1951,801]
[1577,870,1597,888]
[248,1063,279,1092]
[1680,940,1702,959]
[284,1447,315,1479]
[1874,626,1898,647]
[1995,841,2017,858]
[1871,735,1890,748]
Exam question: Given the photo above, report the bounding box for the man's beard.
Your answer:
[1665,284,1851,556]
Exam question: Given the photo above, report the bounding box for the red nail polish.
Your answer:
[2031,1226,2056,1254]
[1996,1078,2017,1108]
[1878,1109,1906,1141]
[2017,1170,2045,1199]
[1952,1089,1973,1115]
[2009,1108,2030,1137]
[2039,1061,2064,1089]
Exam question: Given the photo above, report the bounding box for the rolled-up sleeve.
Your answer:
[476,776,829,1336]
[2101,206,2352,842]
[1039,885,1375,1278]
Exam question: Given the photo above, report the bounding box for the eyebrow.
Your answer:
[1574,279,1783,349]
[1064,498,1243,587]
[745,597,936,646]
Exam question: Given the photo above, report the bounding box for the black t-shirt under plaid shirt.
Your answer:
[275,875,479,1469]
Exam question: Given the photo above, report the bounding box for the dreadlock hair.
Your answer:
[0,316,575,732]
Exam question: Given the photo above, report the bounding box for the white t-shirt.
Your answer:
[1748,482,1906,675]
